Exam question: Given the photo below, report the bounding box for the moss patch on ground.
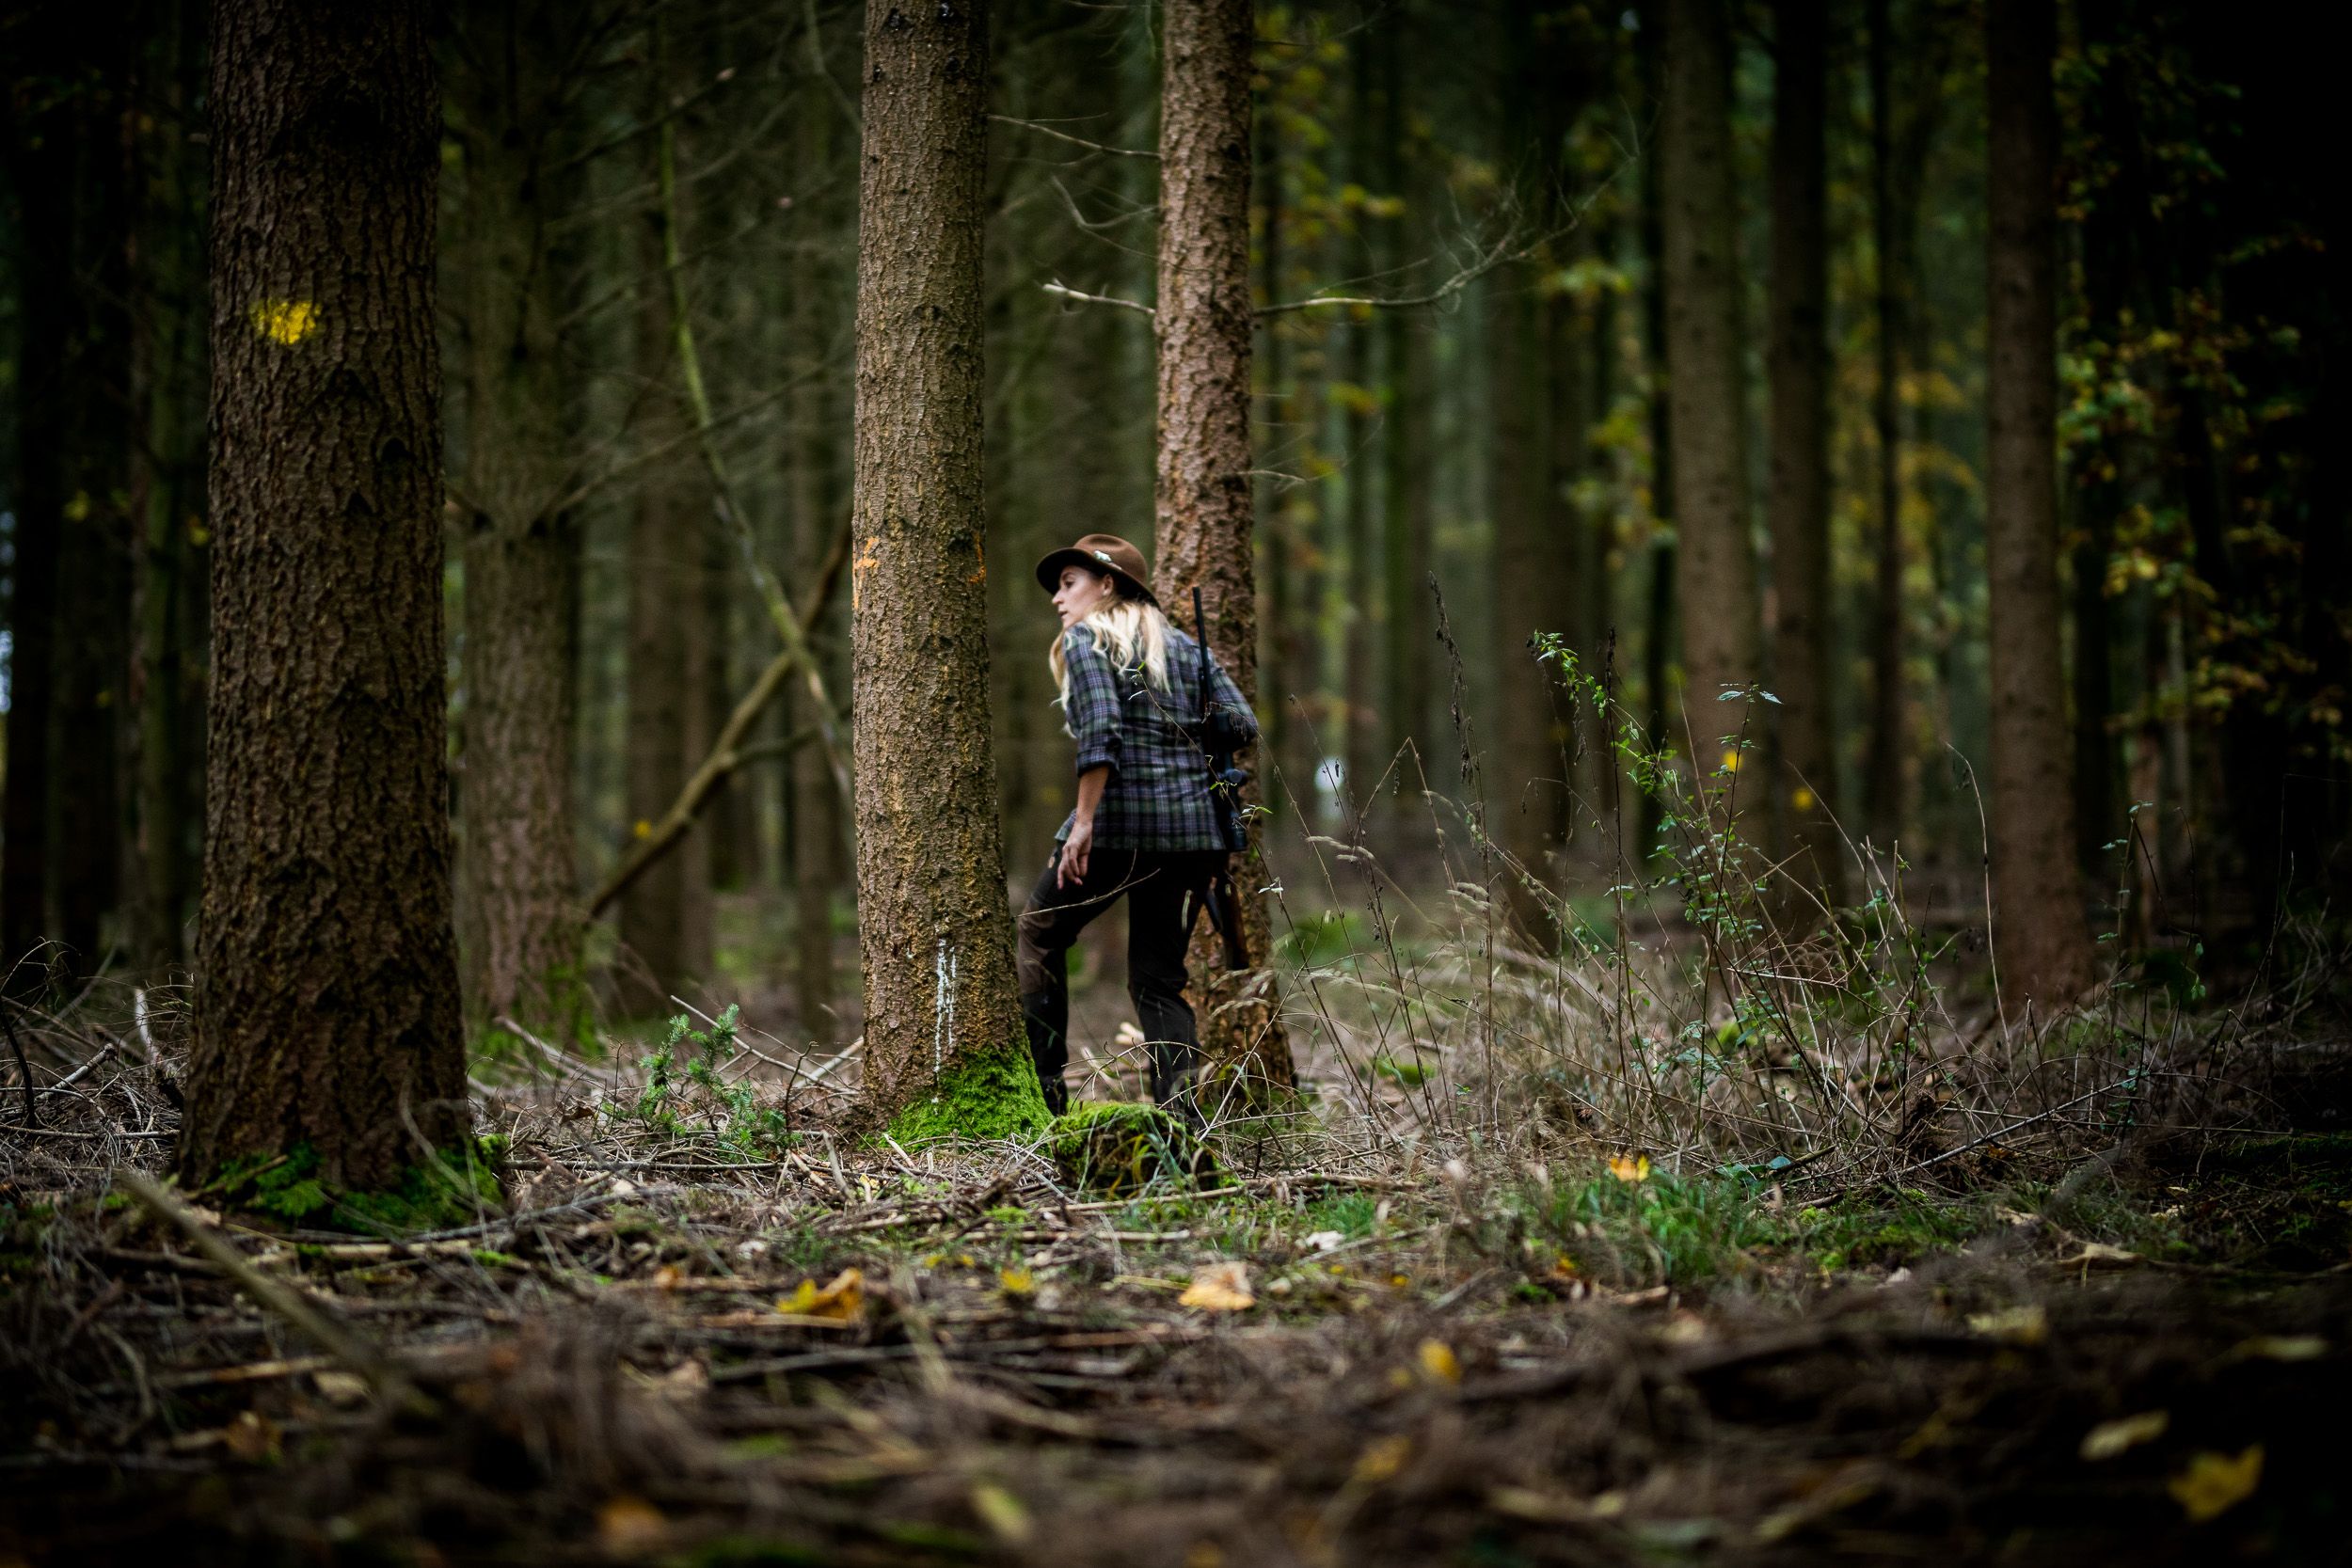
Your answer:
[205,1140,506,1234]
[1047,1101,1217,1196]
[886,1044,1052,1146]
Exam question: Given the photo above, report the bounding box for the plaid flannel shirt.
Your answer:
[1057,623,1258,851]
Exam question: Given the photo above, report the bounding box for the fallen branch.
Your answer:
[586,523,850,917]
[116,1170,436,1418]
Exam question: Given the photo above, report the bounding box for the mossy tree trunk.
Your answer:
[179,0,468,1190]
[849,0,1040,1140]
[1984,0,2093,1003]
[1151,0,1295,1097]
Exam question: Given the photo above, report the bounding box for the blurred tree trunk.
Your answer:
[1635,0,1677,867]
[1152,0,1295,1095]
[1,21,75,983]
[123,0,208,971]
[787,86,842,1043]
[1984,0,2092,1003]
[848,0,1039,1137]
[1767,0,1842,905]
[180,0,467,1187]
[1375,0,1430,791]
[1255,103,1311,821]
[54,43,132,979]
[1862,0,1909,850]
[618,196,709,1015]
[447,8,583,1030]
[1659,0,1762,772]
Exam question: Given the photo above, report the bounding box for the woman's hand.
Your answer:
[1059,765,1110,887]
[1057,814,1093,888]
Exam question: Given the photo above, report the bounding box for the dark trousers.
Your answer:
[1016,847,1224,1117]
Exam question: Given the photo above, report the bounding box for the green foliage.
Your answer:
[627,1007,793,1156]
[202,1140,505,1234]
[1045,1101,1216,1196]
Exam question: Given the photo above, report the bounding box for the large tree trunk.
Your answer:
[1862,0,1910,850]
[617,199,711,1014]
[1658,0,1762,763]
[179,0,467,1188]
[1491,265,1565,938]
[1767,0,1842,905]
[1,41,74,983]
[849,0,1039,1139]
[447,8,582,1029]
[788,88,842,1042]
[1151,0,1295,1095]
[124,2,208,972]
[1984,0,2093,1004]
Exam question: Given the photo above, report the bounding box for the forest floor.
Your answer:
[4,1048,2349,1567]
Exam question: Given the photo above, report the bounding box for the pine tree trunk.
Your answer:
[180,0,467,1188]
[1152,0,1295,1095]
[1863,0,1910,849]
[1767,0,1842,905]
[1659,0,1762,755]
[618,199,708,1014]
[1984,0,2093,1003]
[124,7,207,970]
[849,0,1039,1138]
[1492,257,1565,939]
[1,55,72,981]
[787,96,841,1041]
[448,8,583,1029]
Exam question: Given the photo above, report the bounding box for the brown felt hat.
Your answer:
[1034,532,1157,605]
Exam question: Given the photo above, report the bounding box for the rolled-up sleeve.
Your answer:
[1062,628,1124,777]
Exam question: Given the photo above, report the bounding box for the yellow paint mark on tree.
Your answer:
[249,298,321,345]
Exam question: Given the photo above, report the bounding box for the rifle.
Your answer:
[1190,587,1252,972]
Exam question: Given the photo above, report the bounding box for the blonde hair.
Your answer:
[1050,588,1175,709]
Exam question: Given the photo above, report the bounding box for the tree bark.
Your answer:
[180,0,467,1187]
[1,37,74,983]
[1659,0,1762,759]
[447,7,583,1029]
[1151,0,1295,1095]
[1863,0,1910,850]
[788,87,842,1042]
[617,197,710,1014]
[849,0,1039,1138]
[1767,0,1842,905]
[1984,0,2093,1003]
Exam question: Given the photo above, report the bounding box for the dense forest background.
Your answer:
[3,0,2344,1045]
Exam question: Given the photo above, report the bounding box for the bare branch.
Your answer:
[1041,279,1156,317]
[991,114,1158,159]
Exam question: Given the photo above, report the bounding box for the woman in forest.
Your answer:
[1018,533,1258,1119]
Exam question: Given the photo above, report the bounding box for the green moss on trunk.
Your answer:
[885,1044,1051,1145]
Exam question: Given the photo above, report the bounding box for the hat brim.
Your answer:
[1034,548,1156,605]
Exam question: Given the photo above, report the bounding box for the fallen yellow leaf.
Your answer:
[2168,1445,2263,1523]
[1418,1339,1461,1385]
[2225,1335,2327,1363]
[1179,1261,1254,1311]
[222,1409,280,1464]
[1353,1433,1411,1484]
[596,1496,667,1555]
[775,1267,865,1322]
[1608,1152,1652,1183]
[650,1263,683,1291]
[1965,1304,2047,1345]
[2080,1409,2169,1461]
[969,1481,1032,1545]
